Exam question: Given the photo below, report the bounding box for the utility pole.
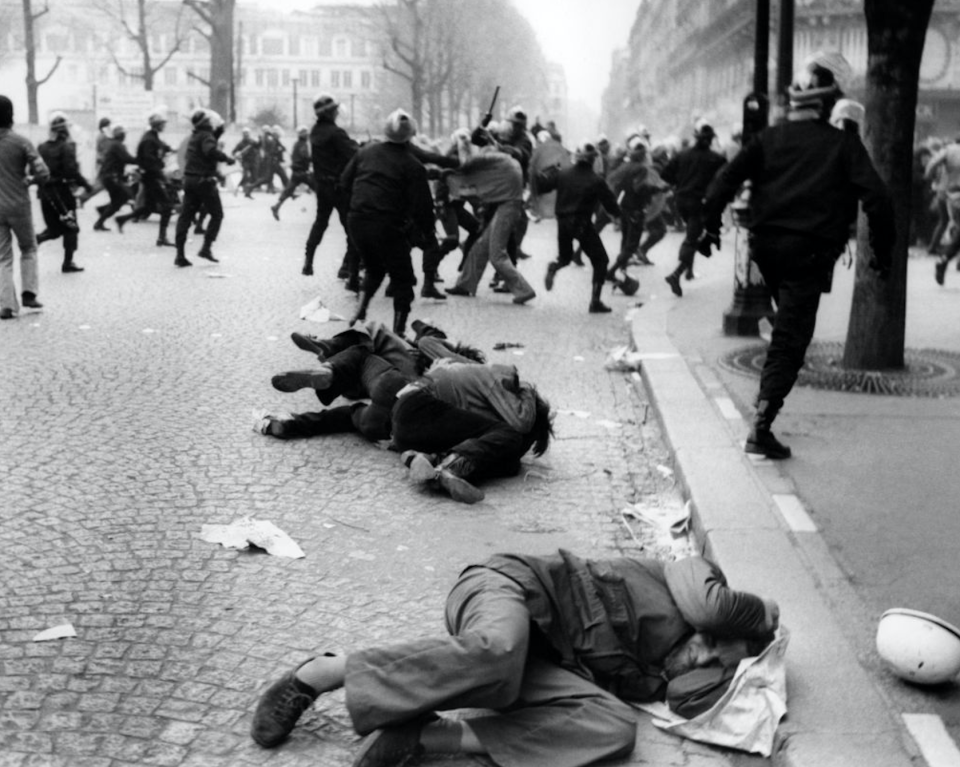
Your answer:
[722,0,774,336]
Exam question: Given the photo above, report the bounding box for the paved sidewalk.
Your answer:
[630,241,960,767]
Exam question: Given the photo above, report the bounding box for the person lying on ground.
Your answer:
[251,549,779,767]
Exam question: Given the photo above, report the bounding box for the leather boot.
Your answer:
[588,281,611,313]
[544,261,560,291]
[349,292,371,327]
[420,275,446,300]
[62,249,84,273]
[393,308,410,337]
[745,400,791,459]
[302,252,314,276]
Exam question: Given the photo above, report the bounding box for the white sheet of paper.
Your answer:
[200,517,305,558]
[33,623,77,641]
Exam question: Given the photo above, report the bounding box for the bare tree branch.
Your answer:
[36,54,62,85]
[185,69,210,87]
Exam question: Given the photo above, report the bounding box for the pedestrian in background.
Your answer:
[271,125,314,221]
[701,51,894,460]
[173,109,235,268]
[303,94,359,282]
[0,95,48,319]
[78,116,112,206]
[117,111,175,247]
[661,120,727,296]
[93,125,137,232]
[37,112,92,274]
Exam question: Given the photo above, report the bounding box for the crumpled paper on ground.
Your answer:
[299,296,344,324]
[200,517,305,558]
[33,623,77,641]
[604,345,643,371]
[635,628,789,756]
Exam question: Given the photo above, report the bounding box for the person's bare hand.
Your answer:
[762,598,780,632]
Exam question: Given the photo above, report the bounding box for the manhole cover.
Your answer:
[719,341,960,397]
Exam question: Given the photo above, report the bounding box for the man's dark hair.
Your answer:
[0,96,13,129]
[530,387,554,457]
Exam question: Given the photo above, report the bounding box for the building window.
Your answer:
[361,71,371,89]
[248,35,258,55]
[311,70,320,88]
[343,70,352,88]
[255,69,265,87]
[335,38,347,58]
[263,37,283,56]
[351,39,365,58]
[330,70,340,88]
[164,67,178,86]
[289,35,300,56]
[299,69,308,85]
[267,69,279,88]
[282,69,290,86]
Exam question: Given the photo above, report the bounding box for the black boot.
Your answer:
[302,252,315,276]
[588,282,611,313]
[544,261,560,291]
[174,246,192,268]
[665,269,683,297]
[420,275,446,300]
[115,214,131,234]
[349,291,372,327]
[393,307,410,337]
[745,400,792,459]
[62,250,84,273]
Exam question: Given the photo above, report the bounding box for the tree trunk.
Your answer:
[209,0,234,119]
[139,0,153,91]
[22,0,38,124]
[843,0,934,370]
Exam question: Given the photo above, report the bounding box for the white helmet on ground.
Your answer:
[876,608,960,685]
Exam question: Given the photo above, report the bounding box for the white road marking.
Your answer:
[902,713,960,767]
[772,493,818,533]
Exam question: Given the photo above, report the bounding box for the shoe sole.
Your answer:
[512,292,536,305]
[290,333,326,357]
[408,453,438,483]
[744,442,792,460]
[438,470,484,504]
[271,369,331,393]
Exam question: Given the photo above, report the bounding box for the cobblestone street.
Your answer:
[0,193,701,766]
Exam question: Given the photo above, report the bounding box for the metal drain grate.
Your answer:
[719,341,960,397]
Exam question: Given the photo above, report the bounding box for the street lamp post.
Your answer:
[292,77,298,128]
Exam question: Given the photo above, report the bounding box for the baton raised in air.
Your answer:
[481,85,501,127]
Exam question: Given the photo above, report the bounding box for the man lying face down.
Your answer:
[251,549,778,767]
[256,320,553,504]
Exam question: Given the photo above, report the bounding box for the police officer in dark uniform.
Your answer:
[117,111,175,247]
[701,52,894,459]
[271,125,314,220]
[93,125,137,231]
[173,109,235,268]
[37,112,92,273]
[303,94,359,283]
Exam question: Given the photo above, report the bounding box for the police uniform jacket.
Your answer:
[661,144,727,206]
[290,138,311,174]
[99,139,137,181]
[183,128,232,178]
[136,129,171,180]
[310,117,358,182]
[475,550,769,703]
[549,163,621,221]
[38,137,90,190]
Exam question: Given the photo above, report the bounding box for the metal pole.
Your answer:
[777,0,795,113]
[293,78,298,128]
[722,0,774,337]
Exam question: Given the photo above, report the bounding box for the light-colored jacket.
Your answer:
[0,128,48,214]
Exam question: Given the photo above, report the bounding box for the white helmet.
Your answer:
[876,608,960,685]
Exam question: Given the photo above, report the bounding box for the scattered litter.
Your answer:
[78,325,91,330]
[330,517,370,533]
[656,464,674,477]
[349,550,376,561]
[205,272,231,279]
[493,342,524,350]
[397,544,409,551]
[573,355,585,362]
[595,419,622,429]
[33,623,77,642]
[623,500,691,538]
[299,296,345,323]
[323,523,336,529]
[558,409,591,419]
[211,333,223,338]
[512,350,525,356]
[199,517,305,558]
[523,470,548,481]
[30,323,40,327]
[425,565,435,572]
[142,328,156,334]
[604,345,643,371]
[266,335,279,341]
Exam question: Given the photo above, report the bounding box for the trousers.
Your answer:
[344,567,637,767]
[556,215,608,287]
[0,209,38,312]
[453,200,534,298]
[176,177,222,251]
[751,232,829,410]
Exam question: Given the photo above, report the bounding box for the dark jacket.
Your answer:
[290,137,311,173]
[99,138,137,180]
[183,128,232,178]
[661,144,727,206]
[478,550,769,703]
[340,140,434,238]
[136,129,172,179]
[233,135,260,167]
[38,137,91,190]
[703,118,895,263]
[541,163,621,221]
[311,117,358,181]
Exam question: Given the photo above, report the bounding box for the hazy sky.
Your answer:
[261,0,638,110]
